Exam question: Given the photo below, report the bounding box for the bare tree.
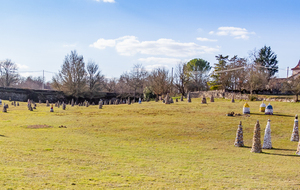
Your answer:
[245,63,268,94]
[281,76,300,102]
[104,78,117,93]
[17,76,43,89]
[122,64,148,97]
[174,62,189,96]
[0,59,19,87]
[148,67,170,96]
[52,50,86,98]
[86,61,104,99]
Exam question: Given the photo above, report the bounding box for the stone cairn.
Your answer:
[11,101,14,105]
[127,97,131,105]
[86,101,89,107]
[46,100,50,107]
[291,115,299,142]
[155,97,158,102]
[180,95,183,101]
[62,102,66,110]
[210,94,214,102]
[28,102,33,111]
[231,94,235,103]
[27,99,32,110]
[3,104,7,113]
[262,119,272,149]
[251,120,262,153]
[50,104,54,112]
[175,98,178,102]
[99,101,103,109]
[13,101,16,106]
[17,102,19,106]
[170,97,174,103]
[165,93,170,104]
[71,99,74,107]
[39,100,41,104]
[33,103,36,109]
[234,121,244,147]
[201,95,207,104]
[57,102,60,108]
[187,92,191,103]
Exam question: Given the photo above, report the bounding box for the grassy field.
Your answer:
[1,98,300,189]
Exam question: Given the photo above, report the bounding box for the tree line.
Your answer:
[3,45,299,100]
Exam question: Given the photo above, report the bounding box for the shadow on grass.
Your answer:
[261,152,299,157]
[249,113,294,117]
[239,146,298,156]
[0,134,6,137]
[271,147,295,151]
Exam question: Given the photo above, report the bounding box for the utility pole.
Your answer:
[287,67,289,78]
[42,70,44,90]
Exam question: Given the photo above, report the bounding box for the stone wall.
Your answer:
[0,87,118,103]
[190,90,249,100]
[0,87,65,102]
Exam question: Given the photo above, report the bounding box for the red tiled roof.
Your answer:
[291,60,300,70]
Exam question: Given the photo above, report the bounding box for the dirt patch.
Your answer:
[27,125,53,129]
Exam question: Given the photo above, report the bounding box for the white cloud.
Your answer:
[196,37,217,42]
[90,36,219,57]
[16,63,29,69]
[209,27,255,40]
[89,39,116,49]
[94,0,115,3]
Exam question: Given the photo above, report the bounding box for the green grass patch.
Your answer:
[1,99,300,189]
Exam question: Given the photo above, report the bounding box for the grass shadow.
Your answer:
[0,134,6,137]
[249,113,294,117]
[261,152,299,157]
[271,147,295,151]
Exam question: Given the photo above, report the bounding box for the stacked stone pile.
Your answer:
[99,101,103,109]
[231,95,235,103]
[46,100,50,107]
[234,121,244,147]
[202,95,207,104]
[251,120,262,153]
[180,95,183,101]
[291,115,299,142]
[262,119,272,149]
[165,93,170,104]
[210,94,214,102]
[187,92,191,103]
[127,97,131,105]
[3,104,7,113]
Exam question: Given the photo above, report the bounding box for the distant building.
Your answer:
[291,60,300,77]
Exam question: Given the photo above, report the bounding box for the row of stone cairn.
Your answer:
[2,101,20,112]
[234,115,300,154]
[161,92,214,104]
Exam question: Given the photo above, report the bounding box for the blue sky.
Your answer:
[1,0,299,81]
